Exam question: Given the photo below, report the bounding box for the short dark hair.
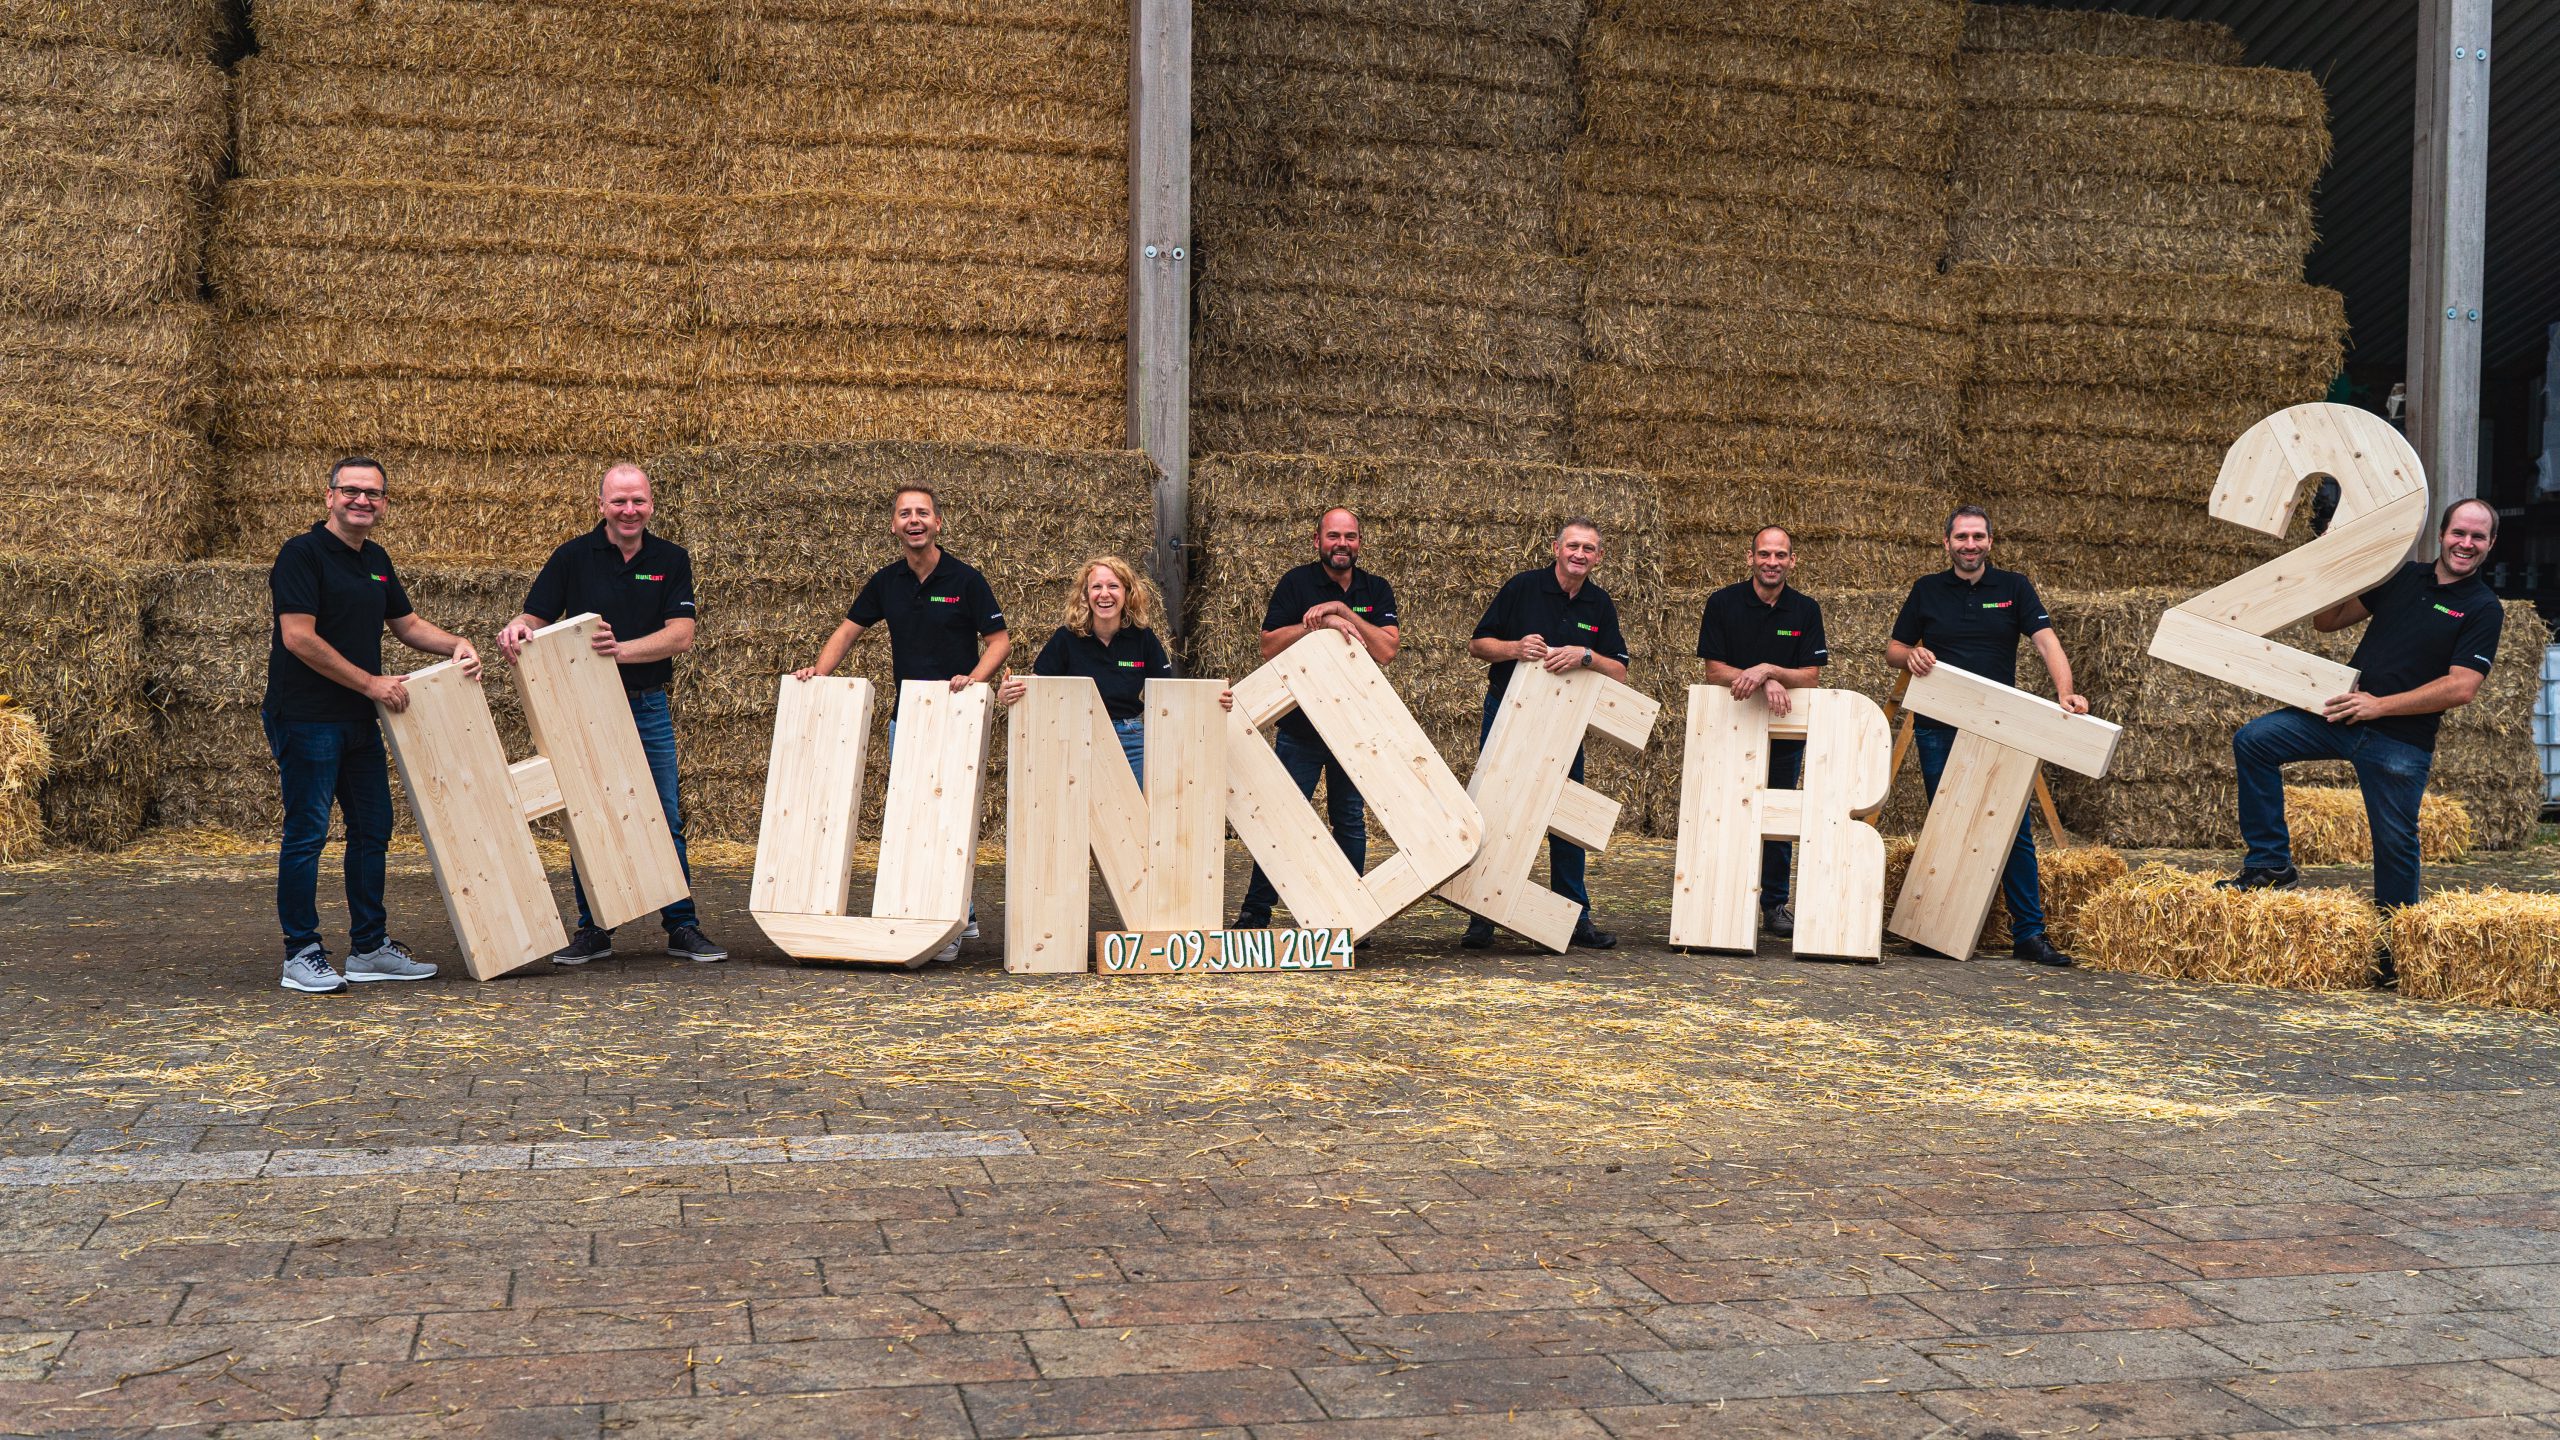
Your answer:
[329,455,386,488]
[1946,504,1992,538]
[2441,496,2499,543]
[891,484,939,516]
[1557,516,1602,543]
[1752,525,1793,551]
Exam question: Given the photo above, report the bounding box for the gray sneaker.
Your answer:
[281,944,347,995]
[347,938,437,983]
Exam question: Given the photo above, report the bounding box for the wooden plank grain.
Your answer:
[379,661,562,980]
[515,614,686,931]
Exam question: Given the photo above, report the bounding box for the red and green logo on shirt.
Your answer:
[1116,660,1147,669]
[1775,628,1803,637]
[635,572,664,582]
[1982,600,2012,609]
[927,594,961,604]
[369,572,387,582]
[1574,621,1598,633]
[2434,603,2466,617]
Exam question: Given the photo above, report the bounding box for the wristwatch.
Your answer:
[1579,649,1592,668]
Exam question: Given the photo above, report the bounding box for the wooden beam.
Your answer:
[514,616,689,932]
[378,661,563,980]
[1128,0,1192,631]
[2406,0,2493,546]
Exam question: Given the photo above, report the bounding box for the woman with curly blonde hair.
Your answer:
[998,555,1228,785]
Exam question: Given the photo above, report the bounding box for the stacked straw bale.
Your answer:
[2038,590,2547,851]
[144,560,536,836]
[1948,29,2328,277]
[2076,863,2382,990]
[2394,891,2560,1011]
[2283,785,2473,866]
[0,700,50,861]
[1190,453,1668,831]
[1954,267,2346,587]
[1960,5,2243,65]
[1566,0,1964,268]
[1881,836,2126,951]
[1192,0,1580,462]
[0,33,226,561]
[0,554,156,848]
[0,0,228,57]
[652,441,1157,841]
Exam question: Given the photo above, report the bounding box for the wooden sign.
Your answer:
[2149,403,2429,712]
[1225,631,1484,941]
[749,677,993,968]
[1887,663,2121,959]
[1671,687,1892,960]
[1095,927,1356,975]
[1438,663,1658,952]
[1004,676,1227,974]
[377,614,687,980]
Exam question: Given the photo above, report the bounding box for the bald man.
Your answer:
[498,463,723,965]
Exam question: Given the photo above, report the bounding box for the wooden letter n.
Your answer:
[1438,663,1659,953]
[378,614,689,981]
[1003,676,1228,973]
[1225,631,1484,942]
[1887,664,2121,960]
[1671,687,1892,960]
[748,677,994,968]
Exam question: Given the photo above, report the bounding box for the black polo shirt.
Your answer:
[1473,567,1631,704]
[1262,561,1399,744]
[2344,560,2503,752]
[847,551,1005,713]
[1033,624,1175,722]
[264,522,414,724]
[1891,565,2051,732]
[522,524,697,693]
[1696,581,1828,674]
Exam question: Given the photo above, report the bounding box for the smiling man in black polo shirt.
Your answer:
[2222,498,2504,920]
[1231,507,1400,933]
[1697,526,1829,943]
[792,483,1010,961]
[264,456,481,995]
[1887,504,2089,968]
[499,463,722,966]
[1462,517,1632,951]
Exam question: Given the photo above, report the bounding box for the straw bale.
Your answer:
[2076,864,2381,990]
[0,301,213,426]
[1583,29,1952,107]
[212,447,625,568]
[0,149,203,313]
[1202,233,1581,316]
[703,382,1120,452]
[1197,246,1581,382]
[719,79,1121,155]
[2394,891,2560,1011]
[0,399,214,559]
[1589,246,1970,332]
[1973,321,2342,393]
[1198,162,1555,254]
[0,551,154,848]
[1577,415,1953,483]
[2281,785,2473,866]
[0,701,46,860]
[718,12,1124,100]
[717,142,1121,215]
[1655,472,1949,587]
[0,40,228,189]
[708,327,1119,397]
[655,440,1156,838]
[1561,186,1949,270]
[0,0,228,57]
[255,0,719,85]
[1194,363,1570,465]
[1956,430,2229,503]
[1958,50,2327,128]
[1201,0,1580,48]
[234,64,708,191]
[736,0,1125,31]
[214,178,700,262]
[1880,835,2127,951]
[698,256,1118,338]
[1199,64,1569,154]
[1957,106,2328,191]
[1197,7,1568,95]
[1967,264,2348,337]
[1576,367,1961,439]
[1947,203,2313,280]
[1961,5,2243,66]
[1959,383,2314,444]
[1192,452,1666,831]
[213,243,700,333]
[1581,78,1954,173]
[1588,0,1963,58]
[702,195,1118,268]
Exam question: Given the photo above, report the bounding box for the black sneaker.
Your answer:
[666,925,727,963]
[2012,934,2076,968]
[2215,866,2300,892]
[552,926,614,965]
[1459,919,1495,950]
[1229,909,1271,932]
[2375,943,2399,989]
[1761,904,1794,939]
[1571,923,1618,951]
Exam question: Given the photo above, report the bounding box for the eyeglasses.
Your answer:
[331,485,386,503]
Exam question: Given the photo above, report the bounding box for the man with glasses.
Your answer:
[263,457,481,994]
[499,463,724,966]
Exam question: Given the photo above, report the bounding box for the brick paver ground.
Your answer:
[4,837,2560,1437]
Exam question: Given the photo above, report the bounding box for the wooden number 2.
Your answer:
[2148,402,2429,713]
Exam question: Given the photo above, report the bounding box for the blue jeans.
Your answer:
[571,690,697,934]
[1472,691,1590,924]
[1239,728,1367,916]
[264,711,396,956]
[1913,724,2044,944]
[2234,708,2433,908]
[1763,737,1805,910]
[1113,717,1145,788]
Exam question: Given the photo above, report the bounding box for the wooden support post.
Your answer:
[2406,0,2493,549]
[1128,0,1192,629]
